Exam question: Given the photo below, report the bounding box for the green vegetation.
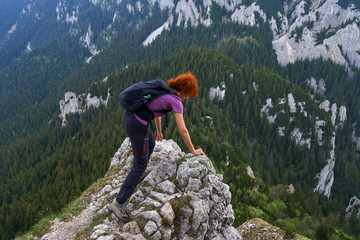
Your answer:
[337,0,360,9]
[316,18,358,46]
[175,156,186,165]
[1,1,360,240]
[169,195,192,236]
[14,183,90,240]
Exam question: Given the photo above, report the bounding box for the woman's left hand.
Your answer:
[193,148,205,156]
[156,132,163,142]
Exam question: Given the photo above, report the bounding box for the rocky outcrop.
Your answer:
[59,87,110,127]
[105,138,241,239]
[36,138,242,240]
[238,218,310,240]
[313,135,336,198]
[209,81,226,101]
[345,196,360,219]
[352,123,360,151]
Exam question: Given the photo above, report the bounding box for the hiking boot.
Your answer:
[106,200,130,222]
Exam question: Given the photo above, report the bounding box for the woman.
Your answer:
[107,72,205,221]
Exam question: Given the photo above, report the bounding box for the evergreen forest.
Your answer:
[0,1,360,240]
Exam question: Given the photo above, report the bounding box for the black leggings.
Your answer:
[116,111,155,204]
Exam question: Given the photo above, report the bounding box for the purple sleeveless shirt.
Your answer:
[134,94,183,125]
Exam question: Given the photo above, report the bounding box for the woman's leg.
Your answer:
[148,126,155,157]
[116,112,154,204]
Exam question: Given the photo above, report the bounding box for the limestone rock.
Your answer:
[123,221,141,234]
[345,196,360,219]
[108,138,242,239]
[59,90,110,127]
[37,139,242,239]
[238,218,310,240]
[160,203,175,225]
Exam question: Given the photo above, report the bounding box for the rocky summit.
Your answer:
[37,138,242,240]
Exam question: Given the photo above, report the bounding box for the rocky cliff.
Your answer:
[58,77,110,127]
[35,139,242,240]
[272,0,360,69]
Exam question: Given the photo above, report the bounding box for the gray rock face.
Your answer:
[271,0,360,69]
[59,89,110,127]
[345,196,360,219]
[83,138,242,240]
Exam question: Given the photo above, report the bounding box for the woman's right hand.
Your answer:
[193,148,205,156]
[156,132,163,142]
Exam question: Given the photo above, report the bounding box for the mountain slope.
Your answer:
[1,0,359,145]
[1,0,360,239]
[2,47,356,239]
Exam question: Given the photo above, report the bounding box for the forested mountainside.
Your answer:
[1,47,358,239]
[1,0,360,239]
[1,0,360,145]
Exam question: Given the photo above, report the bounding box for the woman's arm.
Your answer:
[154,117,163,142]
[174,112,205,156]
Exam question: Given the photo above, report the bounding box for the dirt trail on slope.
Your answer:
[40,207,94,240]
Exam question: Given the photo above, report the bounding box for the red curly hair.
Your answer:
[168,72,199,98]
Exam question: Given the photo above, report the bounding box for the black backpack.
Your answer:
[119,79,178,123]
